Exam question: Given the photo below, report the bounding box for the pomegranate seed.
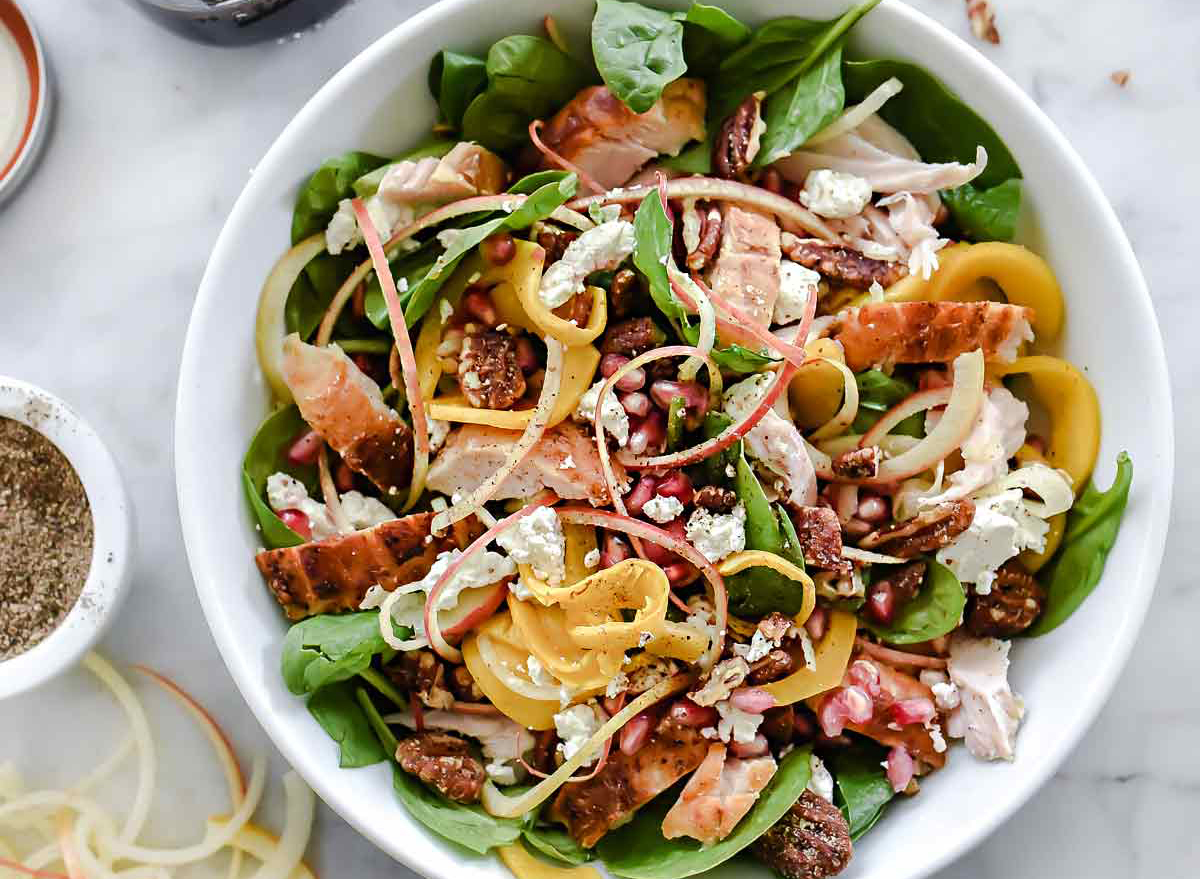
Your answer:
[629,409,666,456]
[515,336,539,374]
[620,391,652,417]
[891,698,936,726]
[857,495,890,523]
[654,471,693,504]
[600,534,632,568]
[481,233,515,266]
[841,686,874,723]
[847,660,883,698]
[649,379,708,414]
[620,712,654,755]
[818,693,849,738]
[805,607,828,642]
[669,699,717,728]
[886,745,915,792]
[601,354,645,392]
[729,687,777,714]
[663,562,694,587]
[278,509,312,539]
[866,581,897,624]
[602,697,623,716]
[287,430,323,466]
[730,734,770,758]
[462,288,498,326]
[600,353,630,377]
[626,475,658,516]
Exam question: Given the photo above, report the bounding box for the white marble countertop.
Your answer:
[1,0,1195,876]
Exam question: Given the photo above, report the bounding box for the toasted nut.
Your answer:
[859,500,975,558]
[395,732,486,803]
[966,561,1046,637]
[751,790,853,879]
[714,93,765,179]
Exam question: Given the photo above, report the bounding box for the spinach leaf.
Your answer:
[461,35,592,151]
[755,42,845,168]
[682,3,750,75]
[291,151,388,244]
[352,140,458,198]
[666,396,687,451]
[842,59,1019,191]
[392,765,523,854]
[508,170,572,195]
[357,683,400,752]
[776,504,807,569]
[851,369,924,437]
[429,50,489,130]
[678,319,780,374]
[633,191,688,322]
[307,681,388,768]
[522,825,593,865]
[700,411,740,487]
[363,242,442,330]
[710,0,881,123]
[865,559,965,645]
[281,612,394,696]
[1027,452,1133,637]
[737,454,783,553]
[592,0,687,114]
[242,405,314,549]
[829,739,894,840]
[941,179,1022,243]
[402,175,578,325]
[659,135,713,174]
[597,746,813,878]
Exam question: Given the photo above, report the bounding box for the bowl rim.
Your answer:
[0,0,51,203]
[0,378,134,699]
[175,0,1174,876]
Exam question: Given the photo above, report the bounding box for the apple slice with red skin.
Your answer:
[440,581,508,639]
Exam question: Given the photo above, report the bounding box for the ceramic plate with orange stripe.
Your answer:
[0,0,49,201]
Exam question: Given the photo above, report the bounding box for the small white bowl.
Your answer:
[0,0,51,203]
[0,378,134,699]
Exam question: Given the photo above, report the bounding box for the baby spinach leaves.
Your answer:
[392,765,524,854]
[828,739,895,839]
[852,369,924,437]
[1028,452,1133,636]
[595,746,812,878]
[865,559,965,645]
[281,611,395,696]
[242,405,313,549]
[633,190,686,322]
[681,3,750,75]
[754,42,846,168]
[521,823,594,865]
[429,51,489,131]
[308,681,389,768]
[941,179,1023,243]
[593,0,687,114]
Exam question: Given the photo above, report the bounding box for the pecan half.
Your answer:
[760,704,795,744]
[458,329,526,410]
[686,203,723,272]
[395,732,486,803]
[600,317,666,358]
[790,506,851,575]
[752,790,853,879]
[748,649,795,685]
[694,485,738,512]
[447,664,485,703]
[965,0,1000,45]
[388,649,456,710]
[536,225,578,265]
[608,268,639,318]
[758,611,793,642]
[966,561,1046,637]
[782,233,908,290]
[831,446,880,480]
[713,93,765,179]
[859,500,975,558]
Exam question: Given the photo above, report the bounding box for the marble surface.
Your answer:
[1,0,1196,876]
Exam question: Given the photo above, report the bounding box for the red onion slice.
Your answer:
[858,386,953,450]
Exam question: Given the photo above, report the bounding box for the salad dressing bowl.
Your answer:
[175,1,1172,877]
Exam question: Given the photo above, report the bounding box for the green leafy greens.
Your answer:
[281,611,395,696]
[307,681,389,768]
[593,0,687,114]
[829,739,895,840]
[754,42,845,168]
[864,559,965,645]
[392,766,524,854]
[429,51,489,130]
[1027,452,1133,636]
[242,405,314,549]
[681,3,751,75]
[851,369,925,437]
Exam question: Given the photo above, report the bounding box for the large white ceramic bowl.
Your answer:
[175,2,1173,877]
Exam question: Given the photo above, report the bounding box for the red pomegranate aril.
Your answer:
[649,379,708,414]
[654,471,693,504]
[601,353,630,377]
[600,533,633,569]
[841,686,874,723]
[805,607,828,642]
[642,517,686,566]
[857,495,890,523]
[866,581,896,624]
[462,288,498,326]
[287,429,323,466]
[482,233,515,266]
[603,353,647,390]
[626,475,658,516]
[629,409,666,456]
[730,734,770,759]
[886,745,915,792]
[891,698,936,726]
[278,509,312,539]
[619,712,654,755]
[729,687,777,714]
[847,660,882,694]
[669,698,718,728]
[515,336,539,374]
[620,391,652,417]
[818,693,849,738]
[663,561,694,587]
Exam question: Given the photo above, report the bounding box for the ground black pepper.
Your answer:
[0,416,94,660]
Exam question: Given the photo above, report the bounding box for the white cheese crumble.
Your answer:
[554,703,605,765]
[574,381,630,447]
[798,169,873,219]
[773,261,821,326]
[807,754,835,802]
[691,657,749,707]
[427,418,451,454]
[920,670,963,712]
[714,699,763,744]
[524,655,556,688]
[928,722,948,754]
[325,195,416,255]
[485,760,518,785]
[421,548,517,612]
[265,472,397,540]
[438,299,454,324]
[946,634,1024,761]
[606,672,630,699]
[936,489,1049,593]
[495,506,566,584]
[732,630,777,663]
[686,504,747,563]
[538,219,635,308]
[583,548,601,569]
[642,494,685,524]
[508,578,535,601]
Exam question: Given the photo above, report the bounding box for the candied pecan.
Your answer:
[608,268,639,318]
[713,93,764,179]
[859,500,974,558]
[685,203,723,272]
[781,233,908,290]
[388,650,455,709]
[749,649,795,685]
[458,329,526,410]
[758,611,793,642]
[395,732,486,803]
[694,485,738,512]
[600,317,666,358]
[790,506,851,575]
[752,790,853,879]
[966,561,1046,637]
[529,728,559,774]
[446,664,485,703]
[831,446,880,480]
[536,225,578,265]
[760,704,795,744]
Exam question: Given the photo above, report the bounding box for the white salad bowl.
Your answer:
[175,1,1173,877]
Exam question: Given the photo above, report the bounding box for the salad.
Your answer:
[247,2,1133,877]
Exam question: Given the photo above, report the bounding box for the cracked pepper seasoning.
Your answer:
[0,416,93,660]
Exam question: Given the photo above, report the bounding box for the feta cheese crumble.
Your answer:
[496,506,566,584]
[686,504,747,563]
[714,698,763,744]
[265,472,396,540]
[807,754,835,802]
[554,703,605,765]
[574,381,630,447]
[937,489,1049,593]
[643,494,685,524]
[583,548,601,569]
[773,261,821,326]
[798,169,873,219]
[732,629,777,663]
[325,195,416,255]
[538,219,635,308]
[606,672,630,699]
